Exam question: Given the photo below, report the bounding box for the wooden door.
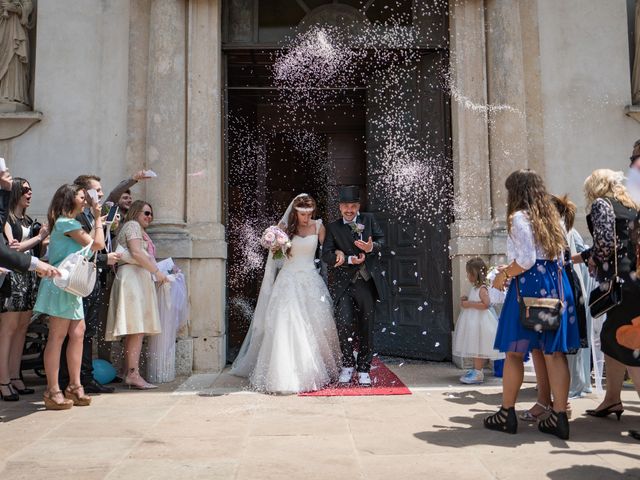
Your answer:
[366,51,453,361]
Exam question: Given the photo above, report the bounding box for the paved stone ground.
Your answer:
[1,360,639,480]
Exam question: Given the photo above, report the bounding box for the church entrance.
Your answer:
[223,1,453,362]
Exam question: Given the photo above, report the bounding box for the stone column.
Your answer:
[519,0,545,177]
[448,0,493,367]
[485,0,529,234]
[124,0,151,193]
[185,0,227,373]
[142,0,194,374]
[145,0,187,230]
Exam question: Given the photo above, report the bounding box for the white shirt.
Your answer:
[507,211,557,270]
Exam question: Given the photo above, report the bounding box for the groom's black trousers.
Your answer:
[335,278,376,372]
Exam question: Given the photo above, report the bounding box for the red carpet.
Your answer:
[299,358,411,397]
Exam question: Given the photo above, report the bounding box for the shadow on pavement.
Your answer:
[414,408,640,449]
[546,464,640,480]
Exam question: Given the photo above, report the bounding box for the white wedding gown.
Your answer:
[230,220,341,393]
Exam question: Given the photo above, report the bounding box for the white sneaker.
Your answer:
[357,372,372,386]
[338,367,354,384]
[460,369,484,385]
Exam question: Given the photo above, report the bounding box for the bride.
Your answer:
[230,194,342,393]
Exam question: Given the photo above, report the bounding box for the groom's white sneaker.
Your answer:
[338,367,354,384]
[357,372,372,387]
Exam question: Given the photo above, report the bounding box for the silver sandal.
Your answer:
[519,401,550,422]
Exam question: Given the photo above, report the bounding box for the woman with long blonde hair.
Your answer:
[485,170,580,440]
[572,169,640,426]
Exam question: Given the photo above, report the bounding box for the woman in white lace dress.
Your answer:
[230,194,341,393]
[106,201,167,389]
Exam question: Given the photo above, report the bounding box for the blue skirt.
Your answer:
[494,260,581,354]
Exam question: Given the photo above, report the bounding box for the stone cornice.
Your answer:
[148,221,227,259]
[0,111,42,140]
[625,104,640,123]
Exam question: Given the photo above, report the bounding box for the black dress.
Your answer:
[2,215,38,312]
[581,197,640,367]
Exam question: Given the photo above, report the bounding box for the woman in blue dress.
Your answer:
[485,170,580,440]
[33,184,105,410]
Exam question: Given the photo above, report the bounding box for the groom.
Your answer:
[323,186,385,386]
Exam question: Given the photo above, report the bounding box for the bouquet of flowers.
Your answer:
[261,226,292,260]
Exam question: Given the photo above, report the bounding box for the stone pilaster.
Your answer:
[448,0,493,343]
[185,0,227,372]
[485,0,529,231]
[136,0,228,375]
[124,0,151,195]
[519,0,545,177]
[145,0,187,229]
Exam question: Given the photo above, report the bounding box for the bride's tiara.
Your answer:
[295,207,314,213]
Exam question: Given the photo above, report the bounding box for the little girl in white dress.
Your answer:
[452,257,504,384]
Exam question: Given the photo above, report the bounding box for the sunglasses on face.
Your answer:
[143,211,153,217]
[22,187,32,195]
[631,154,640,163]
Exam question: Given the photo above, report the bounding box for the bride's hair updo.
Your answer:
[286,194,316,238]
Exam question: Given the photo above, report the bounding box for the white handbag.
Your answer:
[53,242,97,297]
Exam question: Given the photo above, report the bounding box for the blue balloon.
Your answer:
[92,359,117,385]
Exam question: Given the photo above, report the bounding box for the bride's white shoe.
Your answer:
[357,372,372,386]
[338,367,354,384]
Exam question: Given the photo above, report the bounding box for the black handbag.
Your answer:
[589,212,623,318]
[516,266,564,331]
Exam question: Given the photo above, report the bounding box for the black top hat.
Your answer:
[338,186,360,203]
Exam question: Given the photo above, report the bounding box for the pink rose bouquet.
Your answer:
[261,226,292,259]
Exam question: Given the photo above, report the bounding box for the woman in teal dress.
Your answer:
[33,184,105,410]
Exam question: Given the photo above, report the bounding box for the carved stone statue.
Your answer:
[634,0,640,104]
[0,0,34,112]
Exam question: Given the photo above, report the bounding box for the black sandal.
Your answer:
[0,382,19,402]
[10,378,34,395]
[538,409,569,440]
[484,406,517,434]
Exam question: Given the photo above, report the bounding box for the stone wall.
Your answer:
[1,0,132,215]
[536,0,639,232]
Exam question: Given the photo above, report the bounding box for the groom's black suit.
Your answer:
[322,213,385,372]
